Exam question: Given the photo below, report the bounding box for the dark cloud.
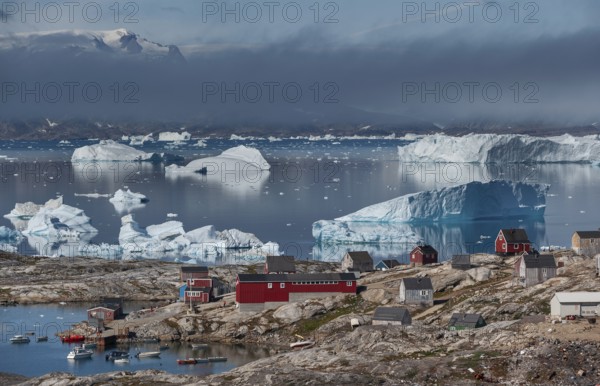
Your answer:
[1,26,599,127]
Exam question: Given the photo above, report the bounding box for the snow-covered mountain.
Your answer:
[0,28,185,62]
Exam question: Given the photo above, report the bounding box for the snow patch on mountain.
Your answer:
[398,133,600,163]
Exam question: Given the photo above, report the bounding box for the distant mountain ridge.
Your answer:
[0,28,186,63]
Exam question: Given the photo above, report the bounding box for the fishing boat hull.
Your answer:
[10,335,30,344]
[135,351,161,358]
[60,335,85,343]
[177,359,197,365]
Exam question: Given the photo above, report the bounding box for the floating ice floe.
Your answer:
[71,140,182,164]
[313,181,548,246]
[398,133,600,163]
[117,214,279,259]
[74,193,112,198]
[21,196,98,239]
[109,189,148,214]
[128,133,155,146]
[195,140,207,148]
[166,145,270,174]
[158,131,191,142]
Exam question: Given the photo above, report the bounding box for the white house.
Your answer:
[550,292,600,318]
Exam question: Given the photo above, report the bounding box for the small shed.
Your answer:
[572,231,600,256]
[374,259,401,271]
[399,277,434,306]
[550,292,600,318]
[341,251,374,273]
[448,313,486,330]
[180,266,209,282]
[514,253,557,287]
[264,255,296,274]
[410,245,438,266]
[496,229,531,255]
[87,303,123,322]
[372,307,411,326]
[451,255,471,270]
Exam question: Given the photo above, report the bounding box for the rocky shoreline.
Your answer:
[3,251,600,384]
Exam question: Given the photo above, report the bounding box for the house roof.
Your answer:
[373,307,410,322]
[266,255,296,272]
[377,259,401,269]
[181,266,209,273]
[574,231,600,239]
[500,229,530,243]
[402,277,433,291]
[452,255,471,265]
[553,292,600,303]
[412,245,438,254]
[449,313,484,327]
[88,304,120,312]
[237,273,356,283]
[522,254,556,268]
[346,251,373,264]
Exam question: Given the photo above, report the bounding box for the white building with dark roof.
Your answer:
[372,307,411,326]
[550,292,600,318]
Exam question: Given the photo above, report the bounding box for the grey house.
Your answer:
[448,313,486,330]
[572,231,600,257]
[399,277,433,306]
[372,307,412,326]
[264,255,296,274]
[451,255,471,270]
[515,253,557,287]
[341,251,374,273]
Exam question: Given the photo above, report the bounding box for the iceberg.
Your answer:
[313,181,548,246]
[0,226,22,242]
[398,133,600,164]
[158,131,191,142]
[128,133,155,146]
[165,145,270,175]
[71,140,165,163]
[4,201,43,220]
[22,196,98,239]
[118,214,279,259]
[109,189,148,214]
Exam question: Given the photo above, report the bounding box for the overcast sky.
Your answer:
[1,1,599,125]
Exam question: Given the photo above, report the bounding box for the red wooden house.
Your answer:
[410,244,438,266]
[182,278,213,304]
[236,273,357,312]
[496,229,531,255]
[180,266,209,282]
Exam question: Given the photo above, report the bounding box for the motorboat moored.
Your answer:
[67,347,94,360]
[10,335,30,344]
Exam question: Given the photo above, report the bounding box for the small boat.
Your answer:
[59,301,67,305]
[191,343,208,349]
[67,347,93,360]
[114,357,129,364]
[177,358,197,365]
[60,335,85,343]
[208,357,227,362]
[25,331,36,336]
[194,358,209,363]
[82,343,97,349]
[10,335,30,344]
[290,340,314,349]
[36,336,48,342]
[135,351,161,358]
[105,351,129,361]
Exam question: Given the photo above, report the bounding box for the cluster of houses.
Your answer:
[166,227,600,329]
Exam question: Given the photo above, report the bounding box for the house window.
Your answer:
[280,283,285,288]
[502,243,507,250]
[420,290,428,296]
[514,244,518,249]
[267,283,273,289]
[347,281,353,286]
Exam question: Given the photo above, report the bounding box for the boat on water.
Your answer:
[290,340,315,349]
[191,343,208,349]
[114,357,130,364]
[67,347,94,360]
[82,343,97,349]
[208,357,228,362]
[135,351,161,358]
[10,335,30,344]
[36,336,48,342]
[24,331,36,336]
[60,335,85,343]
[194,358,209,363]
[177,358,197,365]
[105,351,129,361]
